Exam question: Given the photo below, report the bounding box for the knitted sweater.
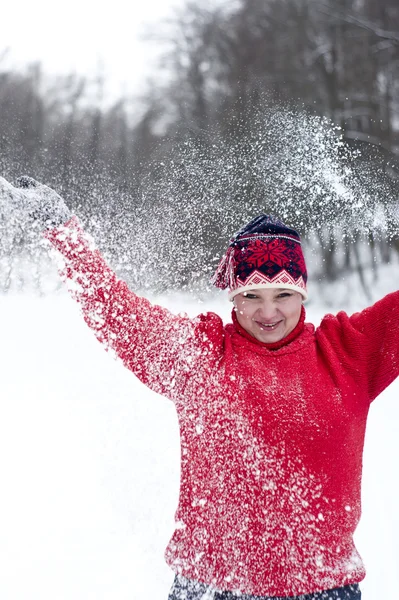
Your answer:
[46,218,399,597]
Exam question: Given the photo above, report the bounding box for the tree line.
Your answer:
[1,0,399,294]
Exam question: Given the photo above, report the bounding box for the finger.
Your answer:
[15,176,40,189]
[0,176,20,196]
[0,176,26,208]
[0,176,16,189]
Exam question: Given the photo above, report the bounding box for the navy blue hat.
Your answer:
[212,215,308,299]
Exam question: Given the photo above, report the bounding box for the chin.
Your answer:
[253,328,283,343]
[255,324,287,343]
[259,333,284,343]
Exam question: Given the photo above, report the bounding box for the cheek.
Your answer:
[286,303,302,324]
[234,302,254,321]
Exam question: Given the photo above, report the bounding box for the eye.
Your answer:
[243,292,258,299]
[276,292,293,299]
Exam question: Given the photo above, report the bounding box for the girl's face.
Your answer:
[233,288,303,343]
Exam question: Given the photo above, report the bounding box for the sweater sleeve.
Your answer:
[317,290,399,402]
[44,217,225,400]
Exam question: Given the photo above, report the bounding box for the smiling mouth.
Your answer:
[256,321,282,330]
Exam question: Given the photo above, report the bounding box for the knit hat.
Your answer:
[211,215,308,300]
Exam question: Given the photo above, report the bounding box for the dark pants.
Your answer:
[168,575,361,600]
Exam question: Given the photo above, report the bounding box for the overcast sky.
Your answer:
[1,0,190,102]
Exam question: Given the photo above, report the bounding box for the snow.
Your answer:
[1,289,399,599]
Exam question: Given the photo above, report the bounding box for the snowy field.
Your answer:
[1,283,399,599]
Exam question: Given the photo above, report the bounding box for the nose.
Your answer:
[255,300,279,322]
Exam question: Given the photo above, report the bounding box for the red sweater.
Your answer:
[46,218,399,597]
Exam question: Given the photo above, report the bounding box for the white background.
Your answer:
[1,0,198,102]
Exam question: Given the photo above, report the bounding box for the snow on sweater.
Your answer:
[46,217,399,597]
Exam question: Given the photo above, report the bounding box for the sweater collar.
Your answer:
[231,305,306,351]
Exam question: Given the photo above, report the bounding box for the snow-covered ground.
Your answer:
[1,282,399,599]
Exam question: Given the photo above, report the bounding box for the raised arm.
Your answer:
[1,176,225,400]
[46,216,221,399]
[316,291,399,402]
